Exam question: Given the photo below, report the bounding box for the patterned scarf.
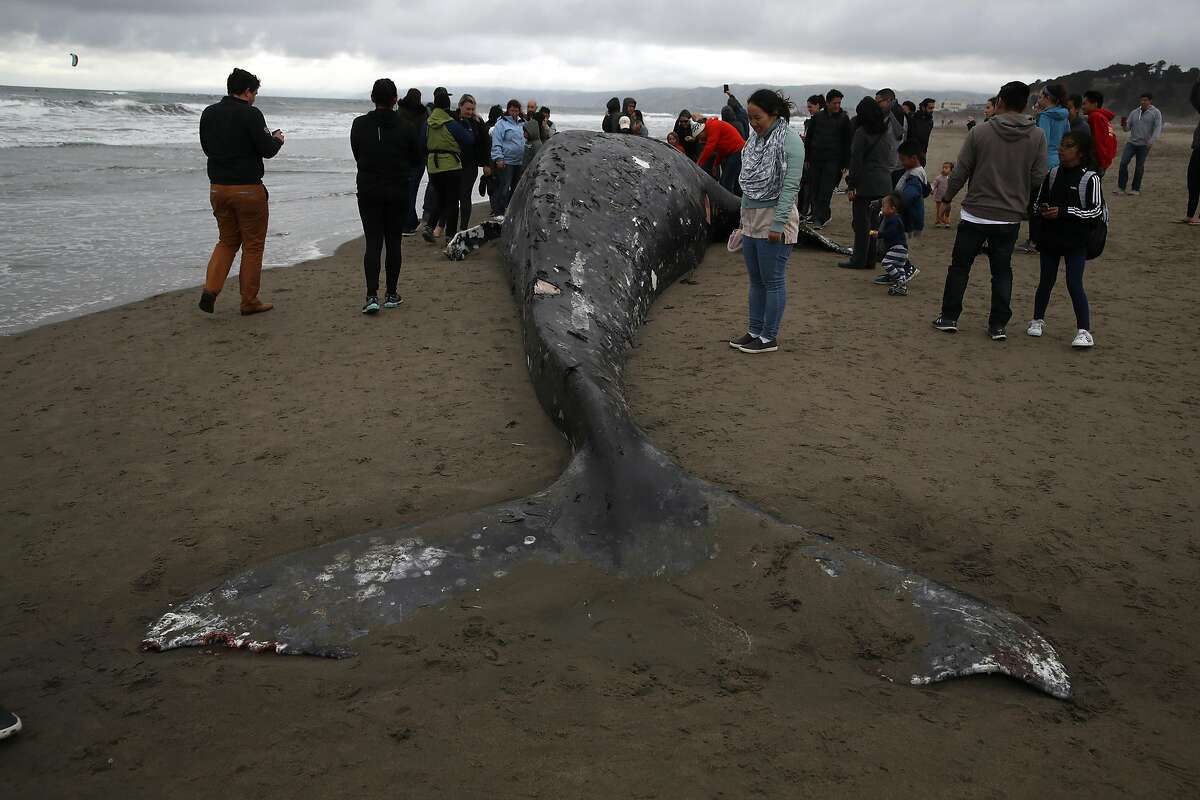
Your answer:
[738,118,789,201]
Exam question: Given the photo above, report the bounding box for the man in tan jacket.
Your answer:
[933,80,1048,340]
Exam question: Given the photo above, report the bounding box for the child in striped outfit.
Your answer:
[871,192,919,295]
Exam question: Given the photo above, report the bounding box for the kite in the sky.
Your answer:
[69,53,79,67]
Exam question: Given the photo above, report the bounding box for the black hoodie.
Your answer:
[602,97,621,133]
[350,108,423,199]
[199,95,283,185]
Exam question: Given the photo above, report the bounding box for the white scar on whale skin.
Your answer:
[631,156,651,169]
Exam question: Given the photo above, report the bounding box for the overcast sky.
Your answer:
[1,0,1194,96]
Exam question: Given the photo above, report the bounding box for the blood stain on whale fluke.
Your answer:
[142,132,1070,701]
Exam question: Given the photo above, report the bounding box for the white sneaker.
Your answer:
[1027,319,1045,337]
[1130,190,1141,196]
[1113,189,1125,195]
[1071,329,1094,348]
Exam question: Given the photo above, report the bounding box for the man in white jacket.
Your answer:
[1116,92,1163,195]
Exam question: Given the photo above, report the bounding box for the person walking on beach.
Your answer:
[1026,130,1104,348]
[1187,80,1200,225]
[839,97,892,269]
[1116,93,1163,195]
[804,89,853,229]
[933,80,1048,340]
[421,88,475,244]
[197,67,283,316]
[350,78,422,314]
[728,89,804,354]
[490,99,526,215]
[397,88,428,234]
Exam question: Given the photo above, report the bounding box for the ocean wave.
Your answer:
[0,96,198,115]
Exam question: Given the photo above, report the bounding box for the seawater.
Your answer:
[0,85,681,334]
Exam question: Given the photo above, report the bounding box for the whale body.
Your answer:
[144,132,1070,700]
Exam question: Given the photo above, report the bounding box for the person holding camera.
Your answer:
[197,67,284,316]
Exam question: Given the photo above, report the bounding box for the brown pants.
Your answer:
[204,183,269,308]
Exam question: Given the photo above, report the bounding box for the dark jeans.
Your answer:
[428,170,462,239]
[849,194,881,266]
[457,167,479,231]
[939,220,1020,327]
[1188,148,1200,218]
[492,162,523,215]
[357,194,404,296]
[718,152,742,197]
[1034,250,1090,331]
[403,165,425,232]
[808,160,841,224]
[1117,143,1149,191]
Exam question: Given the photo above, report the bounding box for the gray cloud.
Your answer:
[4,0,1197,88]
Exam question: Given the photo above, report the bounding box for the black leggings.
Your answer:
[1035,250,1090,331]
[428,170,462,239]
[457,167,478,232]
[357,195,403,296]
[1188,148,1200,219]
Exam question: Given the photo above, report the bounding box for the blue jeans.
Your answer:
[742,235,793,340]
[491,162,523,215]
[1118,143,1149,191]
[1034,250,1089,330]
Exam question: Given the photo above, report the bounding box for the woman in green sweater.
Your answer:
[729,89,804,354]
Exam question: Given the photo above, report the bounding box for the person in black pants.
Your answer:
[1187,80,1200,225]
[839,96,893,268]
[452,94,492,231]
[934,81,1048,339]
[350,78,422,314]
[805,89,853,228]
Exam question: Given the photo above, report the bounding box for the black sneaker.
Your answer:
[872,273,898,285]
[887,284,908,296]
[383,293,402,308]
[0,709,21,740]
[737,337,779,354]
[728,333,757,349]
[362,295,380,314]
[932,316,958,332]
[421,227,436,243]
[198,290,216,313]
[988,325,1007,340]
[837,259,869,269]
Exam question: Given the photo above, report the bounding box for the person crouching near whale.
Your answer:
[729,90,804,354]
[350,78,422,314]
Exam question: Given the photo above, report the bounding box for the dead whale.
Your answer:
[144,132,1070,700]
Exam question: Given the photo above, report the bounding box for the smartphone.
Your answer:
[723,84,730,93]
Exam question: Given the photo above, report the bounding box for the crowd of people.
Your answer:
[188,67,1200,350]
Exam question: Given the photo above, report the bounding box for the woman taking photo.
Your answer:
[839,97,892,269]
[349,78,422,313]
[729,89,804,354]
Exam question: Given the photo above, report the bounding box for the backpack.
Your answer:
[1034,166,1109,260]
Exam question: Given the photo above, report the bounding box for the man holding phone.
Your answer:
[197,67,285,316]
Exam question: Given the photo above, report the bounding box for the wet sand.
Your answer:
[1,129,1198,797]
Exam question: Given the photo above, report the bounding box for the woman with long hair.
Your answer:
[728,89,804,354]
[839,97,892,269]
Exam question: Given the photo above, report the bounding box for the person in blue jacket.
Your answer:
[1037,83,1070,168]
[895,140,927,236]
[490,99,526,215]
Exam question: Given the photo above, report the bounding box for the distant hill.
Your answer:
[1031,62,1199,119]
[467,84,993,115]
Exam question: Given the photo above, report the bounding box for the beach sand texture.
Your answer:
[2,128,1198,797]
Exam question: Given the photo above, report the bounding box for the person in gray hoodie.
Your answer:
[1116,92,1164,195]
[933,80,1048,340]
[876,88,908,181]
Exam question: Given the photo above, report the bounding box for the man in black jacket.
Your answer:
[350,78,423,313]
[198,68,283,316]
[804,89,853,228]
[906,97,936,165]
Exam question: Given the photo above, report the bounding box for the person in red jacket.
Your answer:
[693,113,747,194]
[1081,90,1117,176]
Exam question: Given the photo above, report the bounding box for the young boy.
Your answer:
[870,192,919,295]
[932,161,953,227]
[895,141,928,237]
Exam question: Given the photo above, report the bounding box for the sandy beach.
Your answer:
[2,128,1198,798]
